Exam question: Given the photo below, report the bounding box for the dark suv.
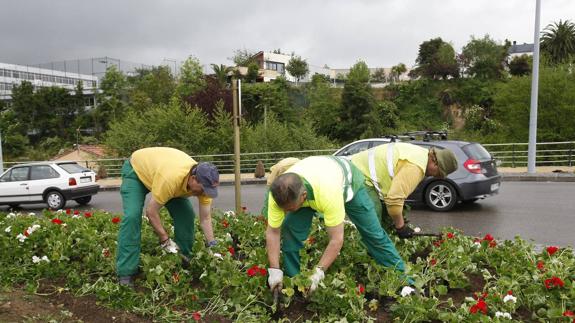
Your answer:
[334,134,501,211]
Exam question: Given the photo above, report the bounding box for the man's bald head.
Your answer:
[270,173,305,208]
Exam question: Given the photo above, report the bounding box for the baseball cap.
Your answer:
[431,147,458,178]
[194,162,220,198]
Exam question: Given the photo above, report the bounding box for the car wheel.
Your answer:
[75,196,92,205]
[45,191,66,210]
[425,181,458,212]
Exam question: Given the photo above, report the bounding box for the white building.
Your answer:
[0,62,98,101]
[252,51,331,83]
[508,41,534,58]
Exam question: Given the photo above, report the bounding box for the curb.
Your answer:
[98,173,575,192]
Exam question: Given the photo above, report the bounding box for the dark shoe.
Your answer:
[119,275,134,287]
[395,225,415,239]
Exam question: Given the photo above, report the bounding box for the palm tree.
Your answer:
[390,63,407,83]
[540,19,575,64]
[211,64,232,87]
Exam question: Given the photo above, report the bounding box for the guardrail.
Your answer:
[2,141,573,177]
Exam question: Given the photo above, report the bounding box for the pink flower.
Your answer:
[546,246,559,256]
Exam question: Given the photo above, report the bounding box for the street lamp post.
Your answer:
[528,0,541,173]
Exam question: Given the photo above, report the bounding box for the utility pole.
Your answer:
[232,78,242,213]
[528,0,541,173]
[0,131,4,173]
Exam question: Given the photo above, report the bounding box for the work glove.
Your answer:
[160,238,179,254]
[206,240,223,259]
[395,225,415,239]
[268,268,284,292]
[308,267,325,294]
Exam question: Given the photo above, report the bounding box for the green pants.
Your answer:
[364,185,410,232]
[116,160,196,277]
[281,186,406,277]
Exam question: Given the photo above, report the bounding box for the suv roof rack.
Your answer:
[383,131,448,142]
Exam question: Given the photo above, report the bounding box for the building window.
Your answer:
[265,61,285,74]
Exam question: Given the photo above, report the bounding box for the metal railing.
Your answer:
[2,141,573,177]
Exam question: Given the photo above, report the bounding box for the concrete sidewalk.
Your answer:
[97,166,575,191]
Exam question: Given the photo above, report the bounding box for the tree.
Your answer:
[95,66,128,134]
[211,64,232,87]
[176,56,206,98]
[414,38,459,80]
[246,62,260,83]
[286,56,309,83]
[460,35,510,79]
[362,101,399,138]
[231,49,256,66]
[305,76,341,140]
[371,68,387,83]
[541,19,575,64]
[508,55,532,76]
[390,63,407,83]
[337,61,375,141]
[128,66,175,105]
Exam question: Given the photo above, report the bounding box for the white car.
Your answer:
[0,162,99,210]
[332,138,393,157]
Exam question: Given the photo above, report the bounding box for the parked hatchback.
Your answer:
[0,162,99,210]
[334,138,501,211]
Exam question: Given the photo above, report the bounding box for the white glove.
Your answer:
[309,267,325,293]
[268,268,284,292]
[160,238,179,254]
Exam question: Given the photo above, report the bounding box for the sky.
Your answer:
[1,0,574,72]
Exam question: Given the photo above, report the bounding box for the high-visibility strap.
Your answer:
[331,156,354,202]
[368,148,384,198]
[387,143,395,178]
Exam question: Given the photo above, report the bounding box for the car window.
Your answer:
[0,170,12,182]
[58,163,90,174]
[371,141,388,149]
[9,167,30,181]
[462,143,492,161]
[339,141,371,156]
[30,165,60,180]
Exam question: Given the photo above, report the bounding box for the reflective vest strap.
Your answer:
[368,148,384,198]
[331,156,354,203]
[387,143,395,178]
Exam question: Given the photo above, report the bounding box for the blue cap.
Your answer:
[195,162,220,198]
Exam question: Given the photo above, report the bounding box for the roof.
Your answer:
[52,145,108,160]
[509,43,534,54]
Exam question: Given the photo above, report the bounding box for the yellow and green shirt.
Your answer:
[267,156,348,229]
[130,147,212,206]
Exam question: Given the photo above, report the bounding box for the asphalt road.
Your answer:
[3,182,574,248]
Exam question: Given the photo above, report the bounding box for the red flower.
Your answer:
[546,246,559,256]
[73,210,80,215]
[356,284,365,295]
[221,219,229,228]
[192,311,201,321]
[306,236,316,244]
[24,230,30,237]
[470,299,488,314]
[489,240,497,248]
[51,218,63,225]
[228,246,235,256]
[65,209,71,215]
[172,272,180,283]
[84,212,92,218]
[507,290,513,295]
[433,239,444,247]
[483,234,494,242]
[430,258,437,266]
[247,267,258,277]
[544,276,565,289]
[563,310,575,317]
[537,260,545,271]
[102,248,110,258]
[111,217,121,224]
[446,232,455,239]
[259,268,267,276]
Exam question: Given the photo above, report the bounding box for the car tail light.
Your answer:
[68,177,77,186]
[464,159,482,174]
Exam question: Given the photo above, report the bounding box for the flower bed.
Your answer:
[1,209,574,322]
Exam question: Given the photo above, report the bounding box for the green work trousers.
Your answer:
[116,160,196,277]
[281,186,406,277]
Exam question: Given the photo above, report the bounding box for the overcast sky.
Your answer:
[1,0,574,72]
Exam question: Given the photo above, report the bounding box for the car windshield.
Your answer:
[462,143,492,161]
[58,163,90,174]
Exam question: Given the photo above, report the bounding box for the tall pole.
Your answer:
[232,78,242,213]
[0,131,4,174]
[528,0,541,173]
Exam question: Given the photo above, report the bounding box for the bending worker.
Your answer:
[116,147,220,287]
[265,156,410,295]
[350,142,458,238]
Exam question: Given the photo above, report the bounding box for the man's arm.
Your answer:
[146,197,169,242]
[198,201,215,243]
[266,225,282,268]
[317,223,344,270]
[385,162,425,229]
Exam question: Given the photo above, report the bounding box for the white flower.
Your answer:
[400,286,415,297]
[32,256,41,263]
[495,311,512,319]
[4,226,11,233]
[41,256,50,263]
[7,212,16,218]
[473,241,481,248]
[56,209,64,214]
[224,210,235,217]
[72,214,80,219]
[414,227,421,233]
[28,212,36,216]
[503,294,517,303]
[16,233,27,242]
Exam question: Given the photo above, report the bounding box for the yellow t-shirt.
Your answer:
[384,160,425,216]
[130,147,212,206]
[267,156,346,229]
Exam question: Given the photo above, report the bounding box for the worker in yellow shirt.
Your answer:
[265,156,410,295]
[116,147,220,287]
[350,142,458,238]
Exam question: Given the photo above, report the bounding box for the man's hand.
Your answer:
[308,267,325,294]
[395,225,415,239]
[160,238,179,253]
[268,268,283,292]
